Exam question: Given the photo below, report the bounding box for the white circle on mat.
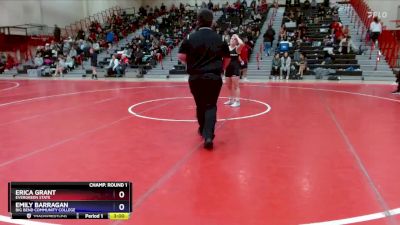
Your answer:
[128,96,271,122]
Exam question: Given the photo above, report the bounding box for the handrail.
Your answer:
[350,0,399,68]
[63,5,123,39]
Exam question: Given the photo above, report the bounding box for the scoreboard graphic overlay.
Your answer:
[8,182,132,220]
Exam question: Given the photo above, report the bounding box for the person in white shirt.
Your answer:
[34,53,44,68]
[280,52,291,80]
[107,54,119,76]
[369,16,382,45]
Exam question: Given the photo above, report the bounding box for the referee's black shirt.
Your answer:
[179,27,229,77]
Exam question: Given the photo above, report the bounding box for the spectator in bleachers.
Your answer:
[297,53,307,79]
[107,54,119,77]
[311,0,317,8]
[132,46,144,65]
[54,25,61,43]
[250,0,256,11]
[317,5,326,21]
[333,22,344,43]
[253,11,262,23]
[0,61,4,74]
[76,29,85,41]
[279,25,287,41]
[271,53,281,79]
[117,54,129,76]
[161,3,166,12]
[339,36,356,54]
[392,71,400,94]
[323,35,334,46]
[222,30,230,43]
[106,30,115,46]
[208,0,214,10]
[304,0,311,9]
[263,25,276,57]
[89,48,98,80]
[68,46,77,59]
[239,39,250,81]
[34,53,44,68]
[321,51,334,65]
[65,55,75,70]
[280,51,291,80]
[54,56,65,77]
[369,16,382,46]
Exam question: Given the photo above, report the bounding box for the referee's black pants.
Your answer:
[189,74,223,140]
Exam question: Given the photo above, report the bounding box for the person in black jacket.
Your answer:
[263,25,276,56]
[393,70,400,94]
[90,48,98,80]
[54,25,61,43]
[178,9,231,150]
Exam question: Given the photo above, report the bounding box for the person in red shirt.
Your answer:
[239,40,251,81]
[331,22,343,43]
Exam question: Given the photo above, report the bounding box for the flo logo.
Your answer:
[367,11,388,18]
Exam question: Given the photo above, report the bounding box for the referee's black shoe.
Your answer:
[204,138,213,150]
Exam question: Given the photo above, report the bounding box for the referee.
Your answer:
[178,9,231,150]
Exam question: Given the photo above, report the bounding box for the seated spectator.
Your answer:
[107,54,119,76]
[317,5,326,21]
[339,36,356,54]
[323,35,334,46]
[280,52,291,80]
[0,60,5,74]
[117,54,129,77]
[271,53,281,79]
[133,47,144,65]
[297,53,307,79]
[54,56,66,77]
[106,30,115,46]
[65,55,75,70]
[311,0,317,8]
[34,53,44,68]
[392,70,400,94]
[279,25,287,41]
[222,30,230,44]
[321,51,334,64]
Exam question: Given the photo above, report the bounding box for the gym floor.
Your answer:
[0,78,399,225]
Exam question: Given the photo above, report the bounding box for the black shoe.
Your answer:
[95,74,98,80]
[204,138,213,150]
[392,90,400,94]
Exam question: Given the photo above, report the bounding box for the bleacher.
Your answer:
[168,4,268,75]
[272,2,363,79]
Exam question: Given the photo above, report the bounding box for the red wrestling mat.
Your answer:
[0,79,399,225]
